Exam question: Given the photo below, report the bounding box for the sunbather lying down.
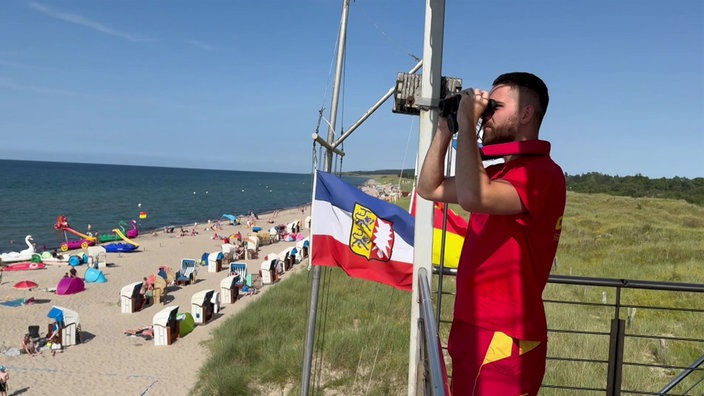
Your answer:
[124,326,154,339]
[241,285,259,296]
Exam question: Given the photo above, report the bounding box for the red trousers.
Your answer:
[447,321,547,396]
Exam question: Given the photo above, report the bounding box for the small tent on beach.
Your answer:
[177,312,195,337]
[221,214,238,225]
[57,277,85,295]
[84,267,107,283]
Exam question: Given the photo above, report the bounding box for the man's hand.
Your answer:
[457,88,490,132]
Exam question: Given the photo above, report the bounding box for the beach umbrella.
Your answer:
[14,280,38,301]
[13,280,38,290]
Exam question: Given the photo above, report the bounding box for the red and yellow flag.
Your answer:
[410,191,467,270]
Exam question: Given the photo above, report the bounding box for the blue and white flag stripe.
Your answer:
[313,171,415,246]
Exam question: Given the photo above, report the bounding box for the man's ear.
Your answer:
[519,104,535,125]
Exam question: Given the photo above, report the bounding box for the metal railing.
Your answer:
[418,271,704,395]
[417,267,448,396]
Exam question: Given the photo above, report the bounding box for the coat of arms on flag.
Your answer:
[350,202,395,262]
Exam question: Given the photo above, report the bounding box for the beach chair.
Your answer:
[278,247,293,271]
[28,325,41,343]
[229,263,248,280]
[176,259,197,286]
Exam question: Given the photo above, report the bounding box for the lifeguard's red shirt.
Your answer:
[454,152,566,341]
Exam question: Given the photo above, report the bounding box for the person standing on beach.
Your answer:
[0,365,8,396]
[417,72,565,395]
[139,277,151,309]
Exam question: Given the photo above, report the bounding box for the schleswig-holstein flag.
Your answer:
[311,171,414,291]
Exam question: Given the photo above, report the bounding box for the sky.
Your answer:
[1,0,702,178]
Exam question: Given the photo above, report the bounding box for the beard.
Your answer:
[482,114,518,145]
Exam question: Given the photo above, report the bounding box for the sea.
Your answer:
[0,159,365,254]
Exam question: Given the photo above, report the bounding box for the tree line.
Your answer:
[565,172,704,206]
[345,170,704,206]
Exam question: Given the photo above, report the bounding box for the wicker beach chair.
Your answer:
[176,259,197,285]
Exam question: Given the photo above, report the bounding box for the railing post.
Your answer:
[606,318,625,396]
[606,286,624,396]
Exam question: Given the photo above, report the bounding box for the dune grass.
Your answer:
[192,268,412,395]
[193,191,704,395]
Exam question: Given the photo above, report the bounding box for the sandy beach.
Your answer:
[0,207,310,396]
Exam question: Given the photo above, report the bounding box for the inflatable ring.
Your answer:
[61,243,69,252]
[81,241,89,249]
[29,262,39,269]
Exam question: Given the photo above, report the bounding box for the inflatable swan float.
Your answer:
[0,235,36,263]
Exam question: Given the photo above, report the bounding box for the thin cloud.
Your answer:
[0,59,61,72]
[28,1,150,42]
[0,77,89,97]
[187,40,214,51]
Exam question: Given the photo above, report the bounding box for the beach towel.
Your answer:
[3,347,21,357]
[0,298,25,308]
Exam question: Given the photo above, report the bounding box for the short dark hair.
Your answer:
[493,72,549,123]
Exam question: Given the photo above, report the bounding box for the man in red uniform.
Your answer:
[418,72,565,395]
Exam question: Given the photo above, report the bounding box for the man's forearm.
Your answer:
[454,125,488,210]
[417,127,455,202]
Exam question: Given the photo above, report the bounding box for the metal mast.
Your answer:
[301,0,444,393]
[301,1,350,394]
[408,1,445,394]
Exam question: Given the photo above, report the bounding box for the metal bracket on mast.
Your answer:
[392,73,462,115]
[312,133,345,157]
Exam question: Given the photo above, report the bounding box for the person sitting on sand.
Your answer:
[69,267,77,278]
[21,333,37,356]
[231,238,244,259]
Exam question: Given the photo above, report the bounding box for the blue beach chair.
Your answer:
[229,263,247,280]
[176,259,197,285]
